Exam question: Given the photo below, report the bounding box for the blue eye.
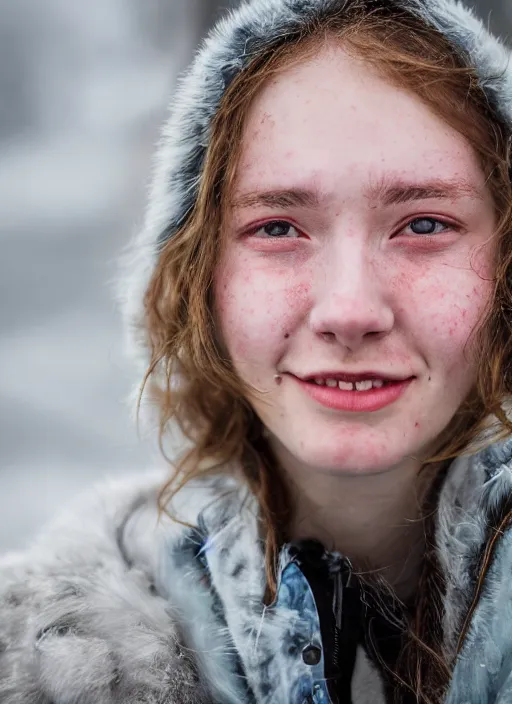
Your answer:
[259,221,299,238]
[406,218,450,236]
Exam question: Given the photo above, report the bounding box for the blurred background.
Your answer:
[1,0,511,551]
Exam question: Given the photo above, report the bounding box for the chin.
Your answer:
[282,433,417,476]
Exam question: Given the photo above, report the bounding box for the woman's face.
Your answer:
[214,47,496,476]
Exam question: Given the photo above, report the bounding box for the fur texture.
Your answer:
[1,442,512,703]
[0,471,213,704]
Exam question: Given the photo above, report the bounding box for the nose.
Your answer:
[309,241,394,352]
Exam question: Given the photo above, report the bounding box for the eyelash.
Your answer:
[246,217,456,239]
[246,220,303,238]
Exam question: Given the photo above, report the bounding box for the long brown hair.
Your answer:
[143,3,512,701]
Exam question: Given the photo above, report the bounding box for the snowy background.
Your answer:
[0,0,510,551]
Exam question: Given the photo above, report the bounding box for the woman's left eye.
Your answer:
[252,220,300,238]
[402,217,451,236]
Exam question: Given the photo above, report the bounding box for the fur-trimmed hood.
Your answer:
[120,0,512,369]
[1,441,512,703]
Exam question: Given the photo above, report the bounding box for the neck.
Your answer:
[276,451,437,600]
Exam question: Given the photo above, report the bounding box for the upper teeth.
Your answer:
[314,378,385,390]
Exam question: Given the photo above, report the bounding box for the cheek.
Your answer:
[405,266,492,369]
[214,254,311,362]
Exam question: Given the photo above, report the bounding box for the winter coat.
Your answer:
[1,442,512,703]
[3,0,512,701]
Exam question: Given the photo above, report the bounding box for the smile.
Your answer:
[311,377,388,391]
[292,374,414,412]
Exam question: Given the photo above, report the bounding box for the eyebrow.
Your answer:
[366,177,484,207]
[230,188,323,210]
[230,177,483,211]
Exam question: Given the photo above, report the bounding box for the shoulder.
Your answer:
[0,470,212,704]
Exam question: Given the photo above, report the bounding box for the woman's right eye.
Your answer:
[253,220,300,238]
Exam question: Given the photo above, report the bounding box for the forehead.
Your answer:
[234,46,485,197]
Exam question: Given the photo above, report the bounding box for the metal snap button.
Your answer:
[302,643,322,666]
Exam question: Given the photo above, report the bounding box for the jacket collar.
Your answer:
[436,436,512,656]
[154,438,512,702]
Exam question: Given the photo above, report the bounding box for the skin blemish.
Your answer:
[261,111,274,128]
[285,282,311,308]
[213,46,495,480]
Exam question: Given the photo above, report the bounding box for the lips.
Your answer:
[291,373,414,412]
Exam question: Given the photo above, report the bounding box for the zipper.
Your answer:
[290,541,360,704]
[331,569,342,672]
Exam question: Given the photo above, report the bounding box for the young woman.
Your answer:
[2,0,512,702]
